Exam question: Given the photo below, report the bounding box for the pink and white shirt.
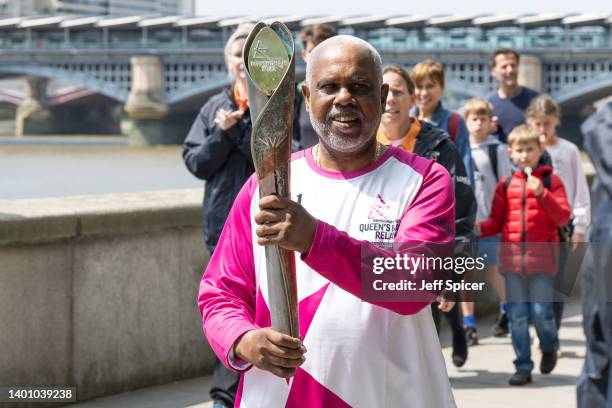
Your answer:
[198,146,457,408]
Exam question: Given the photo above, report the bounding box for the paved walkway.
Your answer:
[442,301,584,408]
[68,377,214,408]
[69,302,585,408]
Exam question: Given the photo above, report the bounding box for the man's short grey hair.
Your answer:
[224,23,255,62]
[305,35,383,87]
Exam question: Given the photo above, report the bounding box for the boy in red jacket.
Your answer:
[478,124,570,386]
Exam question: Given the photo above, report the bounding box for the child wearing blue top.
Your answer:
[460,98,514,345]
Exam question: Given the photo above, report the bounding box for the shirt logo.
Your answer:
[360,194,400,242]
[368,194,391,221]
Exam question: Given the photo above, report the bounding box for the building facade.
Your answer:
[0,0,194,16]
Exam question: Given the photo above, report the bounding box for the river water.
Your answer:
[1,142,202,200]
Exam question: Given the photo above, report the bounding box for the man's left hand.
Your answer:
[215,108,244,131]
[436,295,455,312]
[255,195,317,254]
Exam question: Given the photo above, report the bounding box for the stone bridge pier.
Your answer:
[122,56,172,145]
[15,77,56,136]
[518,54,543,92]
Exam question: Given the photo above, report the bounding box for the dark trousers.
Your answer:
[578,362,612,408]
[207,244,240,406]
[578,301,612,408]
[210,359,239,406]
[431,303,467,355]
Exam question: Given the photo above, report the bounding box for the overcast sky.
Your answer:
[195,0,608,17]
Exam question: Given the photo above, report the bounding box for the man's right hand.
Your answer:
[234,328,306,378]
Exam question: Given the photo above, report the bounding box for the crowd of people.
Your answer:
[183,23,596,408]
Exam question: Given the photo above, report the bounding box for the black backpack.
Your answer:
[488,144,499,181]
[472,144,500,180]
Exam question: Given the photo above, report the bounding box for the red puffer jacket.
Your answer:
[480,165,570,275]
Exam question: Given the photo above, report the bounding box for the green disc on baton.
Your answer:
[247,27,290,96]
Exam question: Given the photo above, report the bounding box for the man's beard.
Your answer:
[310,106,381,154]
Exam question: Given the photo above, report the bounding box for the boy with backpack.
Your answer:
[477,124,571,385]
[460,98,513,345]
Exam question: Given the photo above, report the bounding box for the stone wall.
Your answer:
[0,189,214,402]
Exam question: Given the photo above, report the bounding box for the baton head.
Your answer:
[246,26,291,96]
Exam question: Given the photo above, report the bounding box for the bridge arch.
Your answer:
[0,64,129,103]
[554,75,612,110]
[166,67,308,106]
[2,54,610,115]
[166,78,231,106]
[166,75,491,107]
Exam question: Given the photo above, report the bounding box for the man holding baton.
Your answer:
[183,24,254,408]
[198,35,457,407]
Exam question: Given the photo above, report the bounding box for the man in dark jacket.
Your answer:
[578,100,612,408]
[182,24,254,408]
[183,26,254,254]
